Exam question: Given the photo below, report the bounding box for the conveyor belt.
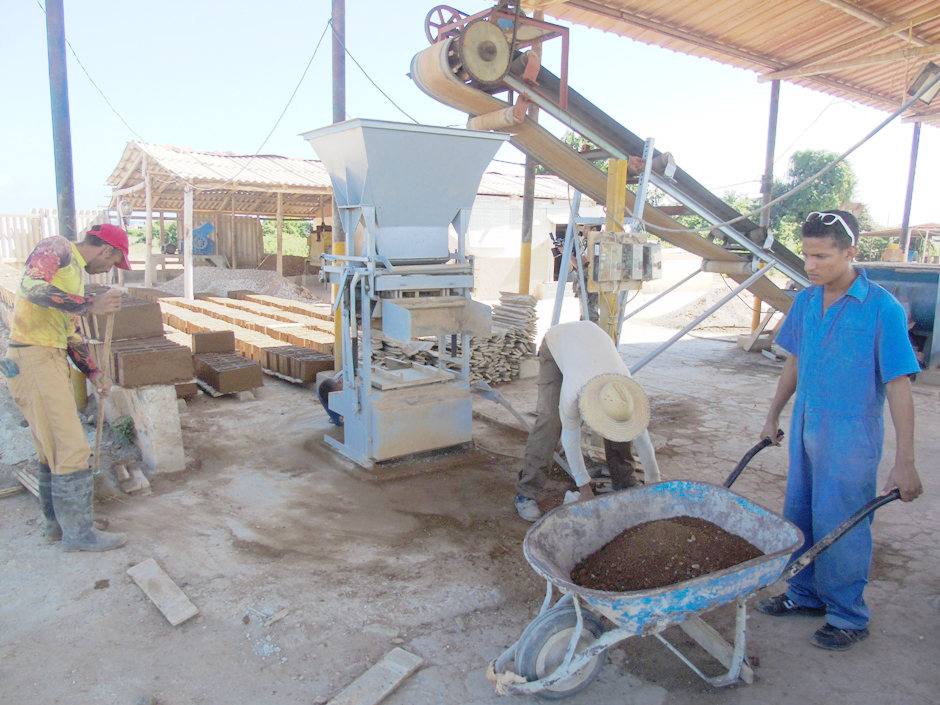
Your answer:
[410,39,799,312]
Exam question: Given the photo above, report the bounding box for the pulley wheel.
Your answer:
[425,5,464,44]
[456,20,511,87]
[515,605,607,699]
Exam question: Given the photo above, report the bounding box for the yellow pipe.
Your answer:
[332,240,345,371]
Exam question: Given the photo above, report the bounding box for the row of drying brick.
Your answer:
[128,288,334,354]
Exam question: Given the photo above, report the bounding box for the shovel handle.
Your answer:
[723,430,784,488]
[782,488,901,582]
[92,313,115,475]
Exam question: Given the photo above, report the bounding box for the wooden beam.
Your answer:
[773,6,940,74]
[760,43,940,82]
[814,0,930,47]
[276,192,283,276]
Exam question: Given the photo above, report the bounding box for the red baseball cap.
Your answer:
[89,223,132,270]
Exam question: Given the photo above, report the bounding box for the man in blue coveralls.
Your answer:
[755,210,922,651]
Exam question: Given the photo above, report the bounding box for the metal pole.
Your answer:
[630,266,774,375]
[620,268,702,323]
[44,0,77,241]
[899,121,921,259]
[332,0,346,124]
[552,191,581,326]
[519,155,536,295]
[754,80,780,331]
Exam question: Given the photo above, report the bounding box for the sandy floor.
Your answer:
[2,310,939,705]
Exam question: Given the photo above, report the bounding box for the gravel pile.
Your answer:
[158,267,319,302]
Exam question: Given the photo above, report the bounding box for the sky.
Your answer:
[2,0,938,229]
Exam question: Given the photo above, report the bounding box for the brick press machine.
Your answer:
[303,119,508,467]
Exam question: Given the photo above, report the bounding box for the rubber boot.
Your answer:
[37,462,63,541]
[51,470,126,552]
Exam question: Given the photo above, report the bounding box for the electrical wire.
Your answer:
[329,20,419,124]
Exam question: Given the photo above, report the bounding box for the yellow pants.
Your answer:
[6,345,90,475]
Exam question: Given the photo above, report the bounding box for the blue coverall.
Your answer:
[776,267,919,630]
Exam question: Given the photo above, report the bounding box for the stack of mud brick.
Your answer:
[192,331,263,394]
[81,287,196,398]
[127,287,335,383]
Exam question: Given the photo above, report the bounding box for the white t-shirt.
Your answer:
[543,320,660,487]
[544,320,632,431]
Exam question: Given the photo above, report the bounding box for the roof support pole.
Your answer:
[144,154,154,288]
[276,192,284,276]
[518,9,544,297]
[183,186,194,300]
[755,79,780,331]
[332,0,345,124]
[44,0,77,241]
[900,121,922,259]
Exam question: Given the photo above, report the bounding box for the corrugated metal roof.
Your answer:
[106,142,575,218]
[526,0,940,127]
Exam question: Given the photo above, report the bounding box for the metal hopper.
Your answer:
[303,118,507,264]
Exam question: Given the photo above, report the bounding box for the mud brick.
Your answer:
[115,342,195,388]
[175,381,199,399]
[194,353,263,394]
[83,287,166,341]
[192,331,236,354]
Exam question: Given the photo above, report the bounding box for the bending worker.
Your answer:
[3,224,131,552]
[514,320,660,522]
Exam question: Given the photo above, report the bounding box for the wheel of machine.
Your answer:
[456,20,511,87]
[425,5,464,44]
[515,605,607,700]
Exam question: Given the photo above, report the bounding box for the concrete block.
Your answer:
[104,384,186,474]
[518,355,539,379]
[175,380,199,399]
[116,345,195,388]
[84,289,165,341]
[192,330,236,354]
[917,370,940,387]
[236,391,254,402]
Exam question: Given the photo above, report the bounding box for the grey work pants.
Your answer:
[515,340,635,499]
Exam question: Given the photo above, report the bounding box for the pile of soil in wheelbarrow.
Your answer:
[570,516,764,592]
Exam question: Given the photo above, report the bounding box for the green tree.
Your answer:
[261,220,313,256]
[768,149,873,254]
[537,130,608,174]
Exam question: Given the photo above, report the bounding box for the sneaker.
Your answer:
[811,624,869,651]
[755,594,826,617]
[514,495,542,522]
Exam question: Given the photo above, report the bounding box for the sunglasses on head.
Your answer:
[806,211,856,246]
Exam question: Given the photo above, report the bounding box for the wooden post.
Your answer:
[144,153,154,288]
[158,212,166,275]
[276,191,284,277]
[183,186,194,300]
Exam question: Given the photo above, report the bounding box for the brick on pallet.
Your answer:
[192,331,236,354]
[194,353,263,394]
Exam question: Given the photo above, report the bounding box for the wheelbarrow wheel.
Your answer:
[516,605,607,699]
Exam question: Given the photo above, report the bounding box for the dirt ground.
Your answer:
[2,308,940,705]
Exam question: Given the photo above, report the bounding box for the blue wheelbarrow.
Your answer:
[488,437,901,699]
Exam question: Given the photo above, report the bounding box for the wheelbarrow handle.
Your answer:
[723,430,784,488]
[782,488,901,582]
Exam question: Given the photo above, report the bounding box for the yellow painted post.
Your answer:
[332,240,345,371]
[600,159,629,342]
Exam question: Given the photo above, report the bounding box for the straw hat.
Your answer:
[578,373,650,442]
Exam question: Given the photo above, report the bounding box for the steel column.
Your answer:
[900,121,922,259]
[44,0,77,241]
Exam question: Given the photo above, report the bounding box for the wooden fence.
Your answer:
[0,209,109,262]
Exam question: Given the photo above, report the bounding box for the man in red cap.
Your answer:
[2,223,131,552]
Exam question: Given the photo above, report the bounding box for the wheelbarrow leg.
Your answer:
[656,597,754,686]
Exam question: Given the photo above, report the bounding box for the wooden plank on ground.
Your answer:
[0,485,25,498]
[328,648,423,705]
[127,558,199,626]
[15,469,38,497]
